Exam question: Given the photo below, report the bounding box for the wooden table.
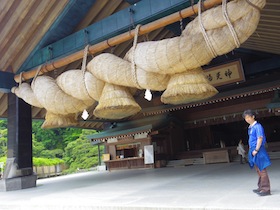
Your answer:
[104,157,151,171]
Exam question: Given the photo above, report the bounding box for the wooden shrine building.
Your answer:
[0,0,279,190]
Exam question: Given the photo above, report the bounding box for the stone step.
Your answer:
[168,151,280,167]
[232,151,280,162]
[166,158,204,167]
[268,151,280,159]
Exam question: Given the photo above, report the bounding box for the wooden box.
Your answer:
[203,150,230,164]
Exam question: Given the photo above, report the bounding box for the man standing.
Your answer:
[237,139,247,164]
[243,109,271,196]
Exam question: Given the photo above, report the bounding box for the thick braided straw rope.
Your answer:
[123,0,265,75]
[56,46,104,102]
[131,24,142,89]
[11,67,43,108]
[11,0,266,127]
[198,0,241,57]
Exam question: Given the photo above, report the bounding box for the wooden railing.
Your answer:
[33,164,66,178]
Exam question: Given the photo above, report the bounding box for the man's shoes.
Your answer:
[257,190,271,196]
[252,189,260,193]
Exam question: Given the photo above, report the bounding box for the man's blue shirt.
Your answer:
[248,121,266,148]
[247,121,271,171]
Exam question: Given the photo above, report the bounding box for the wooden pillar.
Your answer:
[7,93,32,168]
[0,93,36,191]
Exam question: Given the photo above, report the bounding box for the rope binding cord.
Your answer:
[33,65,42,80]
[131,24,142,89]
[19,72,23,85]
[222,0,240,48]
[198,0,244,57]
[191,0,197,15]
[81,44,94,100]
[47,46,60,79]
[81,45,89,73]
[81,28,95,100]
[198,0,218,58]
[245,0,261,11]
[131,24,153,101]
[31,65,43,89]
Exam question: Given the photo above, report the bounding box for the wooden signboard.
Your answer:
[204,59,245,87]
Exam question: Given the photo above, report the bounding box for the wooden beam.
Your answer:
[74,0,111,31]
[0,0,37,60]
[0,94,8,115]
[14,0,223,83]
[11,0,68,72]
[31,107,44,118]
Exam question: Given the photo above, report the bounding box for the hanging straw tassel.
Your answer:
[93,83,141,119]
[42,112,78,129]
[161,68,218,105]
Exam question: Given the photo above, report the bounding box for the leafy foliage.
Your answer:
[63,129,103,172]
[32,121,83,151]
[0,120,7,157]
[0,156,5,173]
[0,156,64,167]
[0,156,6,162]
[33,157,64,166]
[0,119,100,173]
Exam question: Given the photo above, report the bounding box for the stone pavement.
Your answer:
[0,159,279,210]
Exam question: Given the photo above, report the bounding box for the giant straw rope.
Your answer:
[12,0,266,128]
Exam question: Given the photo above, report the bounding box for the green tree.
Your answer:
[32,121,83,150]
[62,128,83,146]
[32,134,45,157]
[1,119,100,174]
[63,129,101,172]
[0,120,7,157]
[32,121,83,159]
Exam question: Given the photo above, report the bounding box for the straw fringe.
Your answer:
[42,112,78,129]
[161,68,218,104]
[93,83,141,119]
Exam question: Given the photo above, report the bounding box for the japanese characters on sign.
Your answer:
[203,59,245,87]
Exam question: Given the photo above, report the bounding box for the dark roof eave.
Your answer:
[88,124,153,141]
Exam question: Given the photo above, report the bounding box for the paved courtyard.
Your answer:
[0,159,279,210]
